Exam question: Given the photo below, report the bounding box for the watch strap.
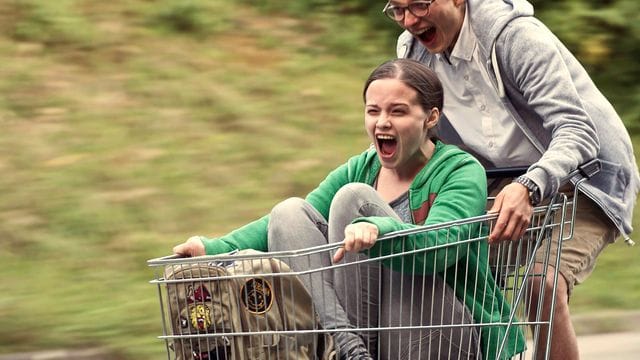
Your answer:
[513,175,541,205]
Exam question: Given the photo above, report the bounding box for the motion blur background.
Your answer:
[0,0,638,358]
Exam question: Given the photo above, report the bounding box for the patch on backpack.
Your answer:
[190,304,212,330]
[187,285,212,303]
[240,278,273,314]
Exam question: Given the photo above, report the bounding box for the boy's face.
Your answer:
[387,0,466,54]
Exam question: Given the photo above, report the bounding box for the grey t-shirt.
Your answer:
[389,191,411,223]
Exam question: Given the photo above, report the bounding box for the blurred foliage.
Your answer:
[148,0,234,36]
[535,0,640,132]
[6,0,98,47]
[240,0,400,58]
[0,0,638,359]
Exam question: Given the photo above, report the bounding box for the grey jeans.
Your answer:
[267,183,481,359]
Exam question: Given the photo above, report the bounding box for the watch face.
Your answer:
[531,190,541,205]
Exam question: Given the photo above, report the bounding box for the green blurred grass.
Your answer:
[0,1,637,359]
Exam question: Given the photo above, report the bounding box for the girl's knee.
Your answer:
[332,183,377,206]
[268,197,327,251]
[270,197,307,221]
[268,198,306,250]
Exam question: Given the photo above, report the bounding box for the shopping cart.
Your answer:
[148,161,601,360]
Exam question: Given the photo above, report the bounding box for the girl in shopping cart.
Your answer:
[173,59,525,360]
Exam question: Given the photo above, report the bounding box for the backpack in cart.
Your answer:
[165,249,336,360]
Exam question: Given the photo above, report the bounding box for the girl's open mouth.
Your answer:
[377,135,397,157]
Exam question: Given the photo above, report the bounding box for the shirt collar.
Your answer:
[438,10,476,65]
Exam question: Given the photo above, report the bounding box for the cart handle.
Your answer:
[152,254,182,261]
[484,159,638,246]
[485,166,528,179]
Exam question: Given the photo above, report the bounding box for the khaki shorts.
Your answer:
[489,181,618,296]
[540,191,617,295]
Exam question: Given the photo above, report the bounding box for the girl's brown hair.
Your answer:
[363,58,444,113]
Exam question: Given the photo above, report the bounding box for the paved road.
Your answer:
[578,331,640,360]
[523,331,640,360]
[1,331,639,359]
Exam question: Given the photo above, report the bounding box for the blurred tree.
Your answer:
[535,0,640,130]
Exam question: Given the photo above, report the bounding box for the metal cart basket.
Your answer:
[148,163,599,360]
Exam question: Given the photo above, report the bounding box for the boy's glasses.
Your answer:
[383,1,436,22]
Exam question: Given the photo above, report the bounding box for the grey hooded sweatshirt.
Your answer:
[396,0,639,239]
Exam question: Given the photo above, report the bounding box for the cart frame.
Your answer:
[149,162,600,360]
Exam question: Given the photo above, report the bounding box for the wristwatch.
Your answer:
[513,175,541,205]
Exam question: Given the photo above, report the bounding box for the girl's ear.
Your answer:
[425,107,440,130]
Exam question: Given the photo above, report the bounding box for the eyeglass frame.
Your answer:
[382,1,436,22]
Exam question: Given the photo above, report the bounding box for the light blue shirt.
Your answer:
[432,10,541,167]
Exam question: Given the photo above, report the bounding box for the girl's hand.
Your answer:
[173,236,207,257]
[333,222,379,263]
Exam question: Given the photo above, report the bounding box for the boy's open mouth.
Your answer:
[417,26,437,44]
